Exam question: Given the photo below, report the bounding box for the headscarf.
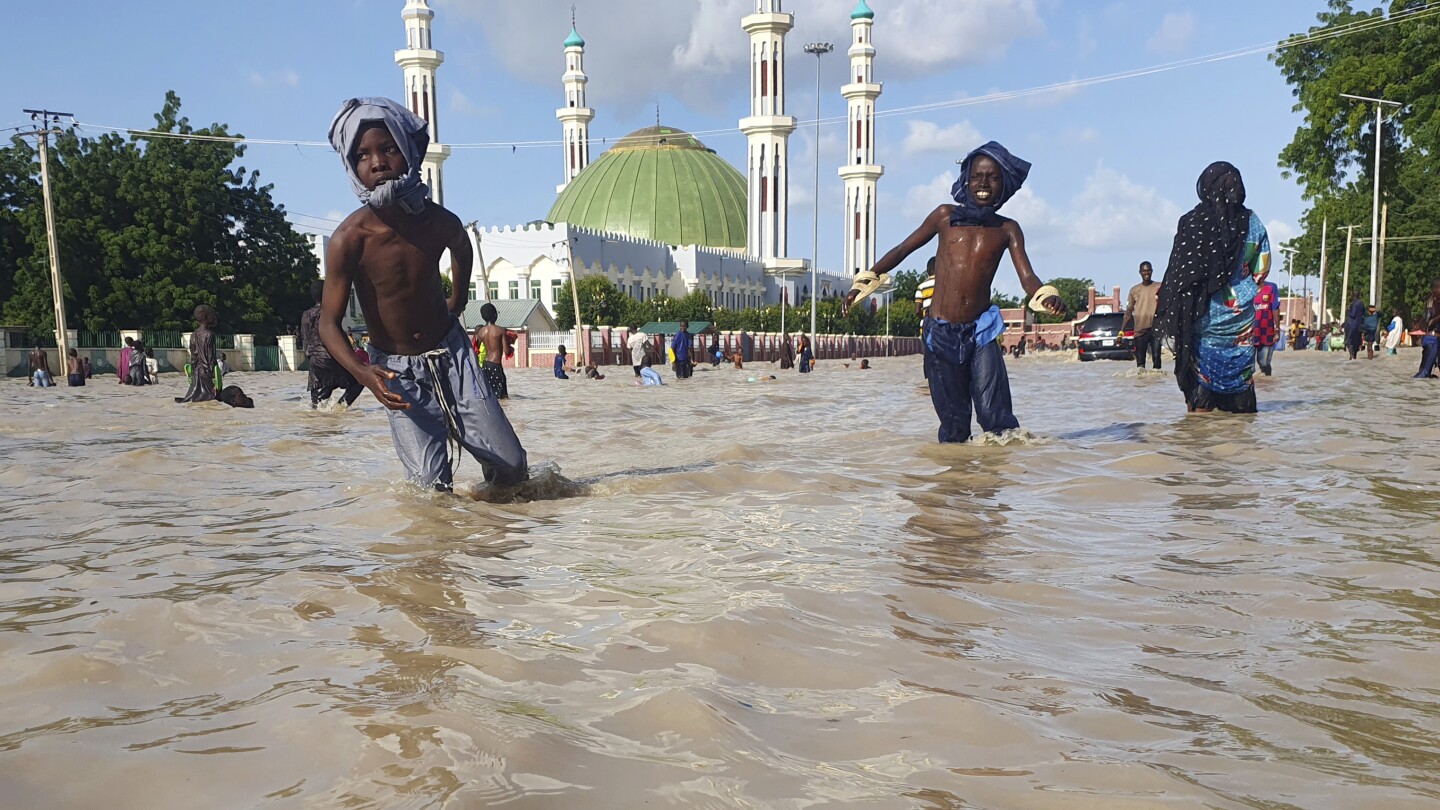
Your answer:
[1155,161,1252,395]
[950,141,1031,226]
[328,97,431,215]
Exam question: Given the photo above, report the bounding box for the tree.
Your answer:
[554,273,629,329]
[888,268,925,305]
[1031,276,1094,323]
[1272,1,1440,323]
[0,92,317,334]
[991,289,1022,309]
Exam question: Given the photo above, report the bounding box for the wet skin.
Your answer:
[847,155,1062,322]
[320,125,474,410]
[475,322,506,362]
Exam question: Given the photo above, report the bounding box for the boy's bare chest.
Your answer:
[357,227,445,283]
[938,223,1009,261]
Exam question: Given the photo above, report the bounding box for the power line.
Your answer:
[65,3,1439,153]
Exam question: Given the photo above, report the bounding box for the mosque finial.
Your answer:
[656,104,661,127]
[571,4,576,27]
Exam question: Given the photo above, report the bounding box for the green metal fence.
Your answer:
[77,331,121,348]
[146,331,185,348]
[253,346,280,371]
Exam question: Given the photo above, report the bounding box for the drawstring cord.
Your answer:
[422,348,463,479]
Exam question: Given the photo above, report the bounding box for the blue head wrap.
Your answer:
[949,141,1031,226]
[328,97,431,215]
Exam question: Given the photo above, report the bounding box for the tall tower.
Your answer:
[740,0,798,261]
[556,18,595,194]
[394,0,451,205]
[839,0,883,276]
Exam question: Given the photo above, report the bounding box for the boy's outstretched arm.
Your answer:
[320,227,408,410]
[1005,221,1064,316]
[845,205,946,312]
[446,215,474,317]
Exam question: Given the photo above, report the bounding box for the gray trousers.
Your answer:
[370,319,528,489]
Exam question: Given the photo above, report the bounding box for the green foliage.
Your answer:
[1272,1,1440,322]
[1034,276,1093,323]
[0,92,317,334]
[888,269,925,305]
[554,273,630,329]
[991,289,1023,309]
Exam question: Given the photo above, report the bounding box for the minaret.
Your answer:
[839,0,883,276]
[740,0,798,261]
[394,0,451,205]
[556,15,595,194]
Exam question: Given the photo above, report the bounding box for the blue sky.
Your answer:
[3,0,1342,297]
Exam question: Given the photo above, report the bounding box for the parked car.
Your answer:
[1075,312,1134,361]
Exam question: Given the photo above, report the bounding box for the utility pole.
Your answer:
[562,237,587,367]
[1339,224,1360,315]
[1377,200,1389,310]
[1317,216,1327,326]
[21,109,74,366]
[1340,93,1401,307]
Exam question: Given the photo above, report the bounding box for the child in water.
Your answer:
[320,97,528,491]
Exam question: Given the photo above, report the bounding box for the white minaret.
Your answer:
[394,0,451,205]
[556,16,595,194]
[741,0,798,261]
[839,0,883,276]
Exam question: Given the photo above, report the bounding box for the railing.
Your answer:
[77,331,121,348]
[527,331,571,351]
[146,331,185,348]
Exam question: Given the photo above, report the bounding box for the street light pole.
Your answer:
[1340,93,1401,307]
[803,41,832,349]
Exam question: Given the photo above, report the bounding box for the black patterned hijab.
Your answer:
[1156,162,1251,389]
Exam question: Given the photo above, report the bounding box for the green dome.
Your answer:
[851,0,874,19]
[547,125,747,250]
[563,26,584,48]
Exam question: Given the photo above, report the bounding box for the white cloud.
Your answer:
[1061,126,1100,144]
[437,0,1045,110]
[1001,187,1057,233]
[1064,164,1182,250]
[1146,12,1197,55]
[901,120,983,157]
[247,69,300,89]
[1266,219,1297,247]
[902,171,955,221]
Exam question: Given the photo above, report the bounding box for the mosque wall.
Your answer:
[470,222,851,321]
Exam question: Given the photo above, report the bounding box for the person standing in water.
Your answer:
[322,97,527,491]
[472,302,511,399]
[1252,267,1280,376]
[176,306,219,402]
[1155,162,1270,414]
[846,141,1064,443]
[1414,279,1440,379]
[301,279,364,408]
[1125,261,1163,370]
[671,320,693,379]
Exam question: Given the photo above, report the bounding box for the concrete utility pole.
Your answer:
[21,109,73,366]
[1340,93,1401,307]
[1317,216,1328,325]
[1377,200,1389,308]
[1339,224,1361,314]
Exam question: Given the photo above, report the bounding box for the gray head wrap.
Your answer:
[328,97,431,215]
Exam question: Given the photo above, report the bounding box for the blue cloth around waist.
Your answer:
[924,306,1005,364]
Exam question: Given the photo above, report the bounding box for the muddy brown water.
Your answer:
[2,349,1437,809]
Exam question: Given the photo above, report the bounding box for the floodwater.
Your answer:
[2,348,1438,809]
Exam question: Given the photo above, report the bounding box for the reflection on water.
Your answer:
[2,349,1439,808]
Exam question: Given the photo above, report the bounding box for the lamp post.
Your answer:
[1277,245,1297,329]
[803,41,832,348]
[1340,93,1401,307]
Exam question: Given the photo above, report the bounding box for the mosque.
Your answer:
[386,0,885,325]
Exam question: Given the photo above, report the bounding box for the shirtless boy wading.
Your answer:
[321,97,527,491]
[847,141,1064,443]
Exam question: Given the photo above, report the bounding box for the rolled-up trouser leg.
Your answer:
[970,339,1020,435]
[927,346,974,443]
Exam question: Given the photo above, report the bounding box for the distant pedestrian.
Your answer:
[66,348,85,387]
[1361,305,1380,360]
[1343,298,1365,360]
[1384,314,1404,355]
[144,348,158,383]
[1125,260,1162,369]
[797,334,813,373]
[29,347,53,387]
[301,279,364,408]
[118,337,134,384]
[81,355,92,380]
[671,320,693,379]
[554,345,571,379]
[778,333,795,370]
[177,305,219,403]
[1414,279,1440,379]
[627,331,649,377]
[1252,270,1280,375]
[127,340,150,386]
[471,302,512,399]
